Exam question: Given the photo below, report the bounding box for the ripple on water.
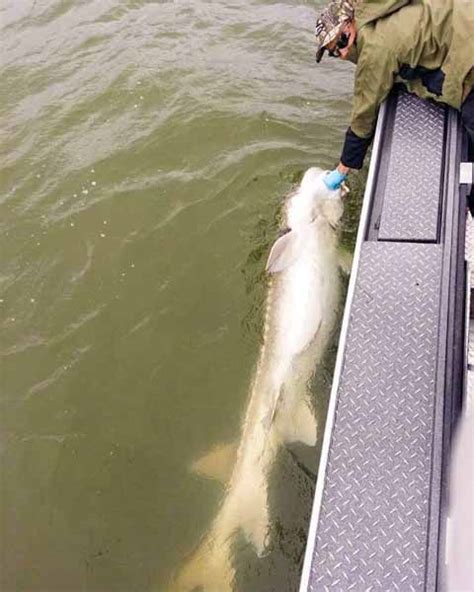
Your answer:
[0,1,356,590]
[24,345,92,401]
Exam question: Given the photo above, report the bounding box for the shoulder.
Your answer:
[355,34,397,75]
[355,0,411,29]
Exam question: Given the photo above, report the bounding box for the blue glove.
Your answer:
[324,169,347,190]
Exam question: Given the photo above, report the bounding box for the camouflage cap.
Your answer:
[315,0,355,63]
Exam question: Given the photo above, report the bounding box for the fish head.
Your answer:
[267,167,345,273]
[287,167,344,228]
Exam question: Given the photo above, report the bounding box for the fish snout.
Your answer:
[300,167,325,192]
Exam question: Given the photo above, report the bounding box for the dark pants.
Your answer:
[461,90,474,212]
[461,89,474,161]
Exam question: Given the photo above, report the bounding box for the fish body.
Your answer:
[172,168,344,591]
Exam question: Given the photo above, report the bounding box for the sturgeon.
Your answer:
[172,167,345,591]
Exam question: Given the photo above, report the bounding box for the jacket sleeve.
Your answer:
[341,127,373,170]
[341,45,399,169]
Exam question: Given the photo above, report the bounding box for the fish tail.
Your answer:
[169,530,235,592]
[171,468,273,591]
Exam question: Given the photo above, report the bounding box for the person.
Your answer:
[314,0,474,190]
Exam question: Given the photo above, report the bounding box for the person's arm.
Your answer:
[342,43,399,169]
[325,42,398,189]
[339,128,374,171]
[324,130,372,189]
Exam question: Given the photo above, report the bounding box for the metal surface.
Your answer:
[300,87,467,592]
[460,163,473,185]
[310,242,442,592]
[378,91,446,242]
[299,101,390,592]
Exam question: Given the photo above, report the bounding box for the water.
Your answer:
[0,1,358,590]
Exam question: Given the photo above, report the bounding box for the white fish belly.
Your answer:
[272,230,339,362]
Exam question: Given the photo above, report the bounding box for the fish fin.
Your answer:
[338,247,353,276]
[191,443,238,483]
[244,505,269,557]
[280,399,317,447]
[266,231,301,273]
[234,478,270,556]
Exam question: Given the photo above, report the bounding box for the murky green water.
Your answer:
[0,1,361,590]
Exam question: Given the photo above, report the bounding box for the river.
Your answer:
[0,1,358,590]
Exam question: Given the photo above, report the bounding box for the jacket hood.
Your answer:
[355,0,411,29]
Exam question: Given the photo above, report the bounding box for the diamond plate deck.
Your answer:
[378,92,446,242]
[307,242,442,592]
[301,88,466,592]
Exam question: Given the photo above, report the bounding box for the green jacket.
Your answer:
[349,0,474,138]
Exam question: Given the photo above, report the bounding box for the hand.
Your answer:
[324,168,347,190]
